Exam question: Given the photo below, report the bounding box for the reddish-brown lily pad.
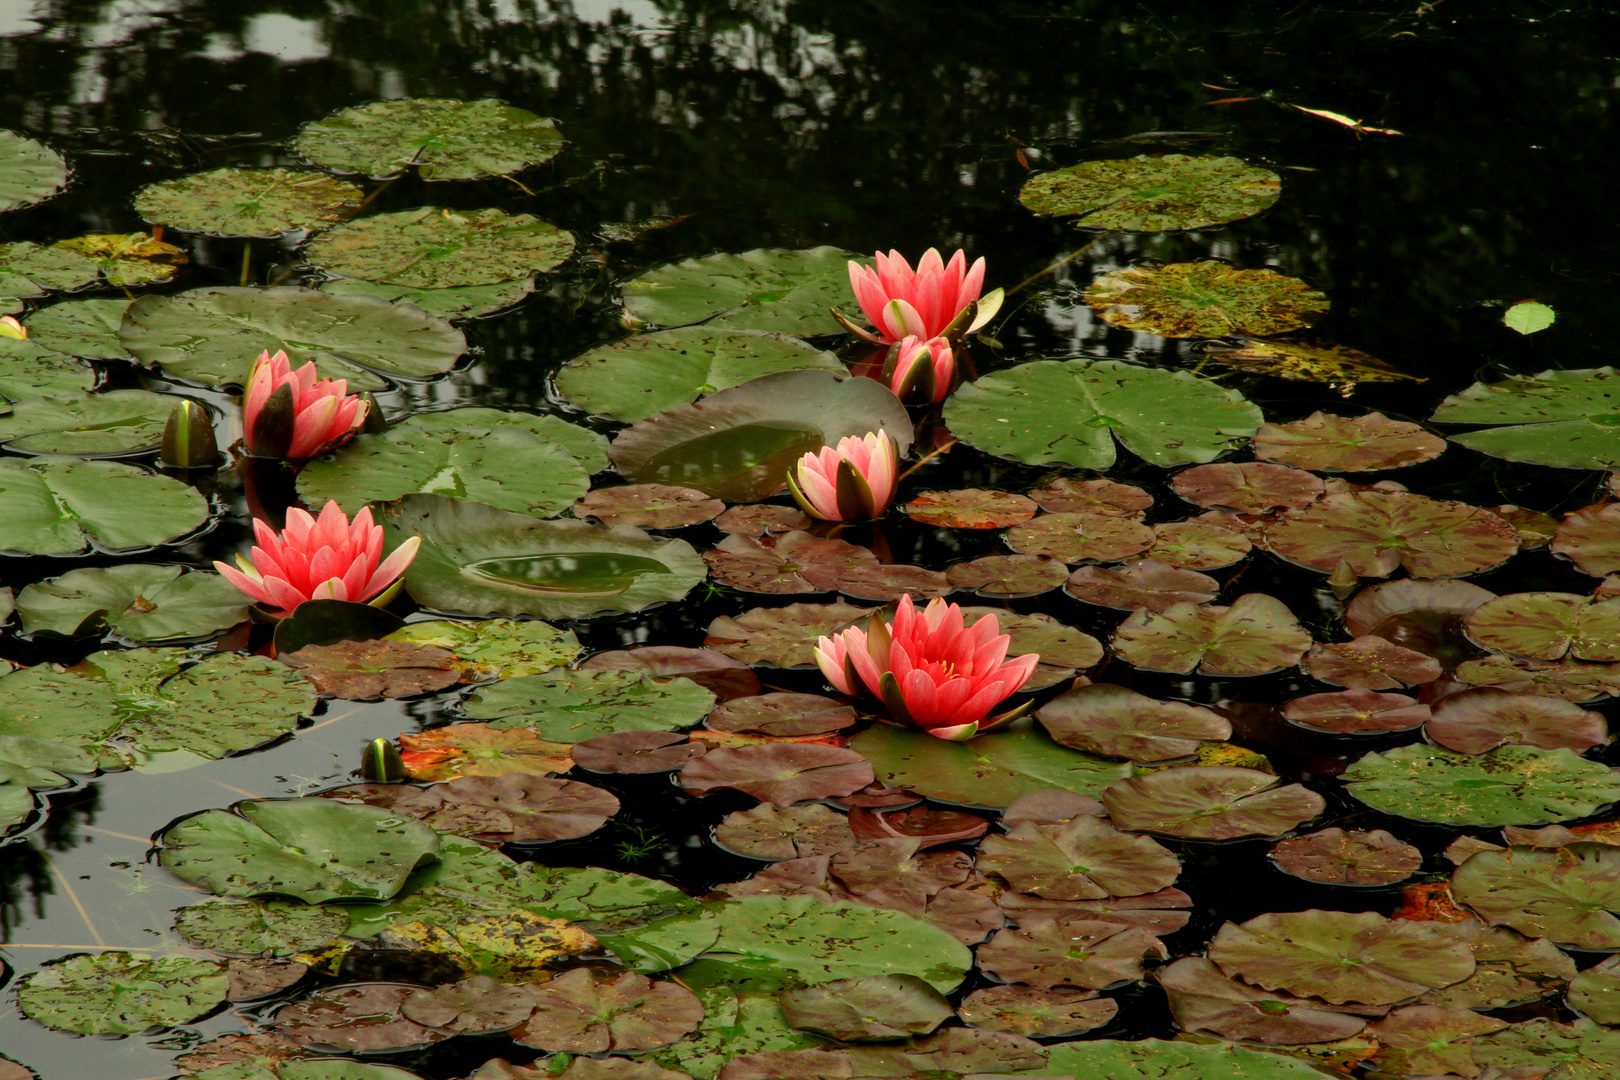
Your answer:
[901,489,1038,529]
[975,916,1168,990]
[1568,955,1620,1024]
[1266,491,1519,578]
[1302,636,1443,689]
[1552,502,1620,577]
[1345,578,1496,637]
[1491,505,1559,549]
[714,503,813,537]
[225,958,307,1001]
[514,968,704,1053]
[976,815,1181,900]
[572,731,704,773]
[713,802,857,861]
[832,562,952,603]
[846,805,990,847]
[1143,519,1252,570]
[1065,560,1220,611]
[1454,654,1620,703]
[401,975,536,1034]
[945,554,1069,597]
[1424,687,1608,755]
[1283,689,1430,735]
[962,607,1104,683]
[275,982,448,1052]
[326,774,620,843]
[679,743,874,806]
[1419,921,1577,1010]
[704,531,876,594]
[1036,682,1232,762]
[281,639,460,699]
[997,886,1193,936]
[1366,1005,1510,1077]
[1158,956,1369,1045]
[1005,511,1156,564]
[1465,591,1620,662]
[829,838,972,914]
[1451,843,1620,950]
[1102,766,1324,839]
[1028,476,1152,517]
[398,724,574,781]
[1002,789,1107,823]
[579,645,761,701]
[706,602,876,667]
[957,984,1116,1038]
[1112,594,1312,676]
[706,693,857,737]
[573,484,724,529]
[1270,828,1423,886]
[777,975,954,1041]
[1252,411,1446,472]
[1171,461,1325,514]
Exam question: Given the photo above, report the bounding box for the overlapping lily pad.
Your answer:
[16,564,248,641]
[1452,843,1620,949]
[1028,476,1153,516]
[1144,519,1252,569]
[1266,491,1518,578]
[1018,154,1281,230]
[1085,261,1327,338]
[578,645,760,701]
[1455,654,1620,702]
[679,744,873,806]
[175,898,350,957]
[1113,594,1311,676]
[976,915,1167,989]
[1209,337,1423,388]
[1065,559,1219,611]
[1283,689,1429,734]
[1159,957,1368,1045]
[1102,766,1324,839]
[573,731,702,774]
[620,247,862,336]
[461,667,715,743]
[1431,367,1620,469]
[0,130,68,212]
[282,640,461,699]
[515,968,703,1051]
[977,815,1181,899]
[24,297,133,359]
[1172,461,1324,513]
[385,618,580,680]
[775,975,952,1041]
[1569,956,1620,1023]
[705,601,875,666]
[17,952,229,1035]
[274,982,448,1053]
[319,275,537,320]
[0,457,208,555]
[903,489,1039,529]
[1043,1038,1337,1079]
[1302,636,1442,689]
[1253,411,1446,472]
[1037,682,1231,762]
[706,693,855,737]
[1425,687,1607,754]
[945,553,1068,597]
[958,984,1116,1038]
[306,208,574,289]
[714,803,856,861]
[0,242,98,301]
[0,338,96,400]
[1341,743,1620,825]
[398,724,574,781]
[296,98,565,180]
[134,168,361,236]
[0,388,180,455]
[944,359,1262,469]
[1466,591,1620,661]
[1553,503,1620,577]
[52,231,187,286]
[574,485,725,529]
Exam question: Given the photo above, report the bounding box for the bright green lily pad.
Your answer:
[120,286,466,393]
[23,298,133,359]
[305,207,574,290]
[134,168,361,237]
[0,389,177,455]
[1469,1017,1620,1080]
[621,247,863,336]
[1431,367,1620,469]
[16,564,248,641]
[318,276,536,320]
[1043,1037,1373,1080]
[653,987,823,1079]
[17,951,228,1034]
[0,130,68,212]
[1452,843,1620,950]
[0,338,97,400]
[1018,154,1282,231]
[385,618,580,680]
[1341,743,1620,826]
[296,98,565,181]
[556,328,845,423]
[461,668,716,743]
[0,241,98,299]
[1084,261,1327,338]
[0,457,209,555]
[384,494,706,620]
[943,359,1262,469]
[175,897,351,957]
[1504,300,1557,335]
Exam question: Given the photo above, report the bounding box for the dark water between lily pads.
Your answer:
[2,2,1620,1078]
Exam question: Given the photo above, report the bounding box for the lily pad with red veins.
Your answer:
[1102,766,1325,839]
[975,916,1167,989]
[1005,511,1156,564]
[1451,843,1620,949]
[1208,910,1476,1006]
[274,983,449,1053]
[1454,654,1620,702]
[1302,636,1442,689]
[679,744,874,806]
[1066,560,1220,611]
[1366,1005,1509,1076]
[957,984,1116,1038]
[1465,591,1620,662]
[1143,519,1252,569]
[946,554,1068,598]
[901,489,1038,529]
[578,645,760,701]
[1158,956,1370,1045]
[1283,690,1429,734]
[514,967,705,1053]
[1553,502,1620,577]
[572,484,725,529]
[1113,594,1312,676]
[705,601,876,667]
[1253,412,1446,472]
[1424,687,1607,755]
[776,975,953,1041]
[1036,682,1232,762]
[1419,921,1577,1010]
[714,503,813,537]
[706,693,856,737]
[572,731,703,774]
[330,774,620,843]
[975,815,1181,900]
[397,723,573,781]
[1171,461,1325,514]
[1265,491,1519,578]
[1028,476,1152,517]
[846,805,989,847]
[1568,955,1620,1023]
[281,640,461,699]
[1491,505,1559,548]
[713,803,857,861]
[1270,828,1422,886]
[400,975,535,1034]
[829,562,952,603]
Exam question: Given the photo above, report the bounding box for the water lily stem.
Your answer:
[239,240,251,287]
[42,847,105,947]
[898,439,959,483]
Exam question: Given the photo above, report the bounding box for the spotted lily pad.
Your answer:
[1144,519,1252,570]
[620,246,861,336]
[17,952,229,1035]
[1452,843,1620,949]
[944,359,1262,470]
[52,232,187,286]
[398,724,573,781]
[1266,491,1518,578]
[282,640,461,699]
[306,207,573,289]
[714,803,857,861]
[1005,510,1156,563]
[1553,503,1620,577]
[1158,956,1369,1045]
[331,774,620,843]
[1431,367,1620,469]
[297,98,564,180]
[1270,828,1422,886]
[713,504,813,537]
[1044,1038,1332,1079]
[1210,337,1424,388]
[574,484,725,529]
[1341,743,1620,826]
[976,915,1167,989]
[704,530,881,594]
[1420,921,1576,1010]
[515,967,703,1052]
[0,457,208,556]
[1113,594,1311,676]
[1102,766,1324,839]
[398,976,534,1035]
[1037,682,1230,762]
[1029,476,1153,516]
[705,601,876,666]
[1457,654,1620,703]
[1302,636,1442,689]
[274,982,447,1053]
[23,297,133,359]
[461,667,715,743]
[134,168,361,236]
[0,130,67,211]
[175,898,350,957]
[16,564,248,641]
[1425,687,1607,754]
[1065,559,1219,611]
[977,815,1181,899]
[1254,411,1446,472]
[957,984,1115,1038]
[1085,261,1327,338]
[902,489,1039,529]
[1172,461,1324,513]
[946,554,1068,597]
[384,619,580,681]
[1018,154,1280,230]
[776,975,952,1041]
[680,744,873,806]
[1283,689,1429,734]
[0,242,98,308]
[1569,956,1620,1023]
[1466,591,1620,662]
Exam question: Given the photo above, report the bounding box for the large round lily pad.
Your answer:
[383,494,706,620]
[0,241,98,300]
[680,744,873,806]
[976,915,1167,989]
[0,130,68,212]
[1004,510,1156,563]
[296,98,565,180]
[1159,956,1368,1045]
[23,297,134,359]
[133,168,361,236]
[958,984,1115,1038]
[120,286,465,392]
[1102,766,1324,839]
[515,967,703,1052]
[17,951,228,1034]
[1431,367,1620,469]
[1451,843,1620,949]
[609,369,912,503]
[1425,687,1606,755]
[1269,828,1422,886]
[1265,491,1518,578]
[1065,559,1219,611]
[556,328,844,423]
[976,815,1180,900]
[16,564,248,642]
[326,775,619,843]
[1019,154,1280,230]
[1037,682,1230,762]
[0,389,177,455]
[1254,411,1447,472]
[1340,743,1620,826]
[621,247,863,336]
[1283,688,1429,735]
[1113,594,1312,676]
[0,457,208,556]
[943,359,1262,470]
[305,207,574,289]
[460,667,715,743]
[175,897,350,957]
[777,974,952,1041]
[1466,591,1620,662]
[705,601,876,667]
[1084,261,1327,338]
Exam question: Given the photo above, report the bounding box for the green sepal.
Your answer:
[891,345,936,404]
[784,470,824,519]
[367,577,406,610]
[939,298,979,343]
[866,610,893,671]
[360,737,407,782]
[834,458,879,522]
[877,670,915,727]
[831,307,886,345]
[358,392,387,434]
[160,399,220,469]
[248,382,296,458]
[977,699,1033,734]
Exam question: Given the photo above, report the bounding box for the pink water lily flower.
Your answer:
[786,432,899,522]
[836,248,1004,345]
[815,594,1040,740]
[243,349,368,459]
[214,500,420,619]
[885,335,955,404]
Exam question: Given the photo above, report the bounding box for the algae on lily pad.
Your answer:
[297,98,565,180]
[51,231,187,287]
[16,564,248,641]
[385,618,580,680]
[1431,367,1620,469]
[460,667,716,743]
[1084,261,1327,338]
[0,457,208,555]
[620,246,863,336]
[1018,153,1281,231]
[1341,743,1620,826]
[17,952,228,1035]
[943,358,1262,470]
[134,167,361,236]
[175,897,351,957]
[0,130,68,212]
[1045,1038,1331,1079]
[305,207,574,290]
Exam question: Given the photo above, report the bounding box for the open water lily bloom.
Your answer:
[815,594,1040,740]
[786,431,899,522]
[886,335,956,404]
[838,248,1004,345]
[243,349,369,459]
[214,500,420,618]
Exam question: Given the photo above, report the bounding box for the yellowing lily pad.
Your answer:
[1085,261,1327,338]
[1019,154,1280,231]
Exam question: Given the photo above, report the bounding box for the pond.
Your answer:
[2,1,1620,1078]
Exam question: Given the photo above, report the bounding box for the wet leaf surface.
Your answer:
[23,297,134,359]
[578,645,760,701]
[977,814,1181,899]
[1553,501,1620,577]
[1209,337,1423,388]
[574,484,726,529]
[16,564,248,642]
[1267,490,1519,578]
[329,774,620,843]
[1283,688,1430,734]
[397,723,573,781]
[1270,828,1422,886]
[282,640,462,699]
[1027,475,1153,517]
[274,983,447,1053]
[1366,1004,1509,1076]
[0,457,209,555]
[901,488,1038,529]
[1424,687,1607,754]
[620,246,861,336]
[1084,261,1327,338]
[1419,921,1576,1010]
[306,207,574,290]
[1253,410,1447,472]
[1302,635,1442,689]
[846,804,988,847]
[1113,594,1312,676]
[1005,510,1156,563]
[946,553,1068,597]
[1065,559,1220,611]
[18,952,229,1035]
[714,802,856,860]
[713,503,813,537]
[1143,518,1252,569]
[976,915,1167,989]
[1568,954,1620,1024]
[1102,766,1323,839]
[296,98,564,180]
[52,231,187,286]
[1019,154,1280,230]
[1432,366,1620,469]
[515,968,705,1052]
[679,743,873,806]
[462,667,715,743]
[175,898,350,957]
[1341,743,1620,825]
[1037,682,1231,762]
[134,167,361,236]
[1172,461,1325,513]
[385,618,580,681]
[1451,843,1620,949]
[1454,653,1620,702]
[0,130,67,212]
[398,975,534,1034]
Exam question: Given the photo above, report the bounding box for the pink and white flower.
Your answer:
[243,349,368,459]
[885,335,955,404]
[786,432,899,522]
[837,248,1003,345]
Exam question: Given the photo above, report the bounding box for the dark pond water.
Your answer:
[2,2,1620,1078]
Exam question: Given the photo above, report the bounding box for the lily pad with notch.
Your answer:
[1269,828,1422,886]
[1424,687,1607,755]
[704,601,876,667]
[305,207,574,290]
[977,814,1181,900]
[325,774,619,844]
[1466,591,1620,662]
[1158,956,1369,1045]
[1265,490,1519,578]
[620,246,863,336]
[1102,766,1324,840]
[1005,510,1156,564]
[1283,689,1429,735]
[1085,261,1327,338]
[578,645,760,701]
[713,803,856,861]
[461,666,715,743]
[1302,635,1442,689]
[385,618,579,680]
[17,564,248,642]
[0,457,208,556]
[957,984,1115,1038]
[1037,682,1232,762]
[1029,475,1153,516]
[1553,502,1620,577]
[1144,519,1253,570]
[273,983,448,1053]
[134,168,360,236]
[1451,843,1620,950]
[397,723,574,781]
[17,952,229,1035]
[679,744,873,806]
[273,600,407,655]
[1341,743,1620,826]
[1066,559,1220,611]
[0,388,179,455]
[1569,955,1620,1023]
[296,98,565,181]
[976,915,1167,989]
[1113,594,1311,676]
[1018,154,1281,231]
[1419,921,1576,1011]
[1171,461,1324,514]
[902,489,1039,529]
[515,967,704,1052]
[1431,366,1620,469]
[946,553,1068,598]
[400,975,535,1036]
[574,484,725,529]
[0,130,68,212]
[1253,411,1446,472]
[175,898,350,957]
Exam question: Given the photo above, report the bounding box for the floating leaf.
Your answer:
[1210,337,1423,388]
[282,640,461,699]
[1159,956,1369,1045]
[1345,578,1497,638]
[1341,743,1620,825]
[0,339,96,400]
[1469,1017,1620,1078]
[1065,559,1219,611]
[1037,682,1232,762]
[902,489,1038,529]
[575,484,725,529]
[579,645,759,702]
[134,168,360,237]
[944,359,1262,470]
[398,723,573,781]
[1102,766,1323,839]
[707,694,854,737]
[1569,956,1620,1023]
[274,983,447,1053]
[574,731,702,774]
[714,503,812,537]
[17,952,228,1035]
[1420,921,1576,1010]
[714,803,856,861]
[1029,475,1153,516]
[704,530,880,594]
[16,564,248,641]
[1172,461,1324,513]
[1466,591,1620,661]
[515,967,704,1052]
[1425,687,1606,754]
[976,915,1166,989]
[847,805,989,847]
[1451,843,1620,950]
[945,553,1068,597]
[121,286,465,392]
[1283,689,1429,734]
[1456,654,1620,702]
[1113,594,1311,676]
[609,370,912,503]
[296,98,564,181]
[652,987,821,1079]
[462,667,714,742]
[1005,510,1156,563]
[621,247,861,336]
[319,275,536,320]
[1503,299,1557,335]
[1253,411,1446,472]
[1270,828,1421,886]
[384,495,706,620]
[1043,1038,1331,1079]
[1302,635,1442,689]
[23,297,131,360]
[401,975,534,1035]
[0,457,208,555]
[1265,491,1518,578]
[1018,154,1280,230]
[1085,261,1327,338]
[776,975,952,1041]
[385,618,580,681]
[957,984,1115,1038]
[0,243,98,315]
[680,744,873,806]
[1144,518,1252,570]
[0,130,67,212]
[52,231,187,286]
[0,388,181,455]
[306,207,573,289]
[705,601,875,667]
[159,797,440,903]
[335,774,620,843]
[175,898,350,957]
[1554,503,1620,577]
[1430,367,1620,469]
[977,814,1181,899]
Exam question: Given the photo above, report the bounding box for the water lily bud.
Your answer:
[0,315,25,340]
[358,392,387,434]
[248,381,296,458]
[160,399,220,469]
[360,737,407,782]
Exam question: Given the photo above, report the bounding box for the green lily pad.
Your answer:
[1367,1005,1510,1077]
[16,564,248,641]
[175,897,351,957]
[1466,591,1620,662]
[1158,956,1369,1045]
[134,168,361,237]
[1265,491,1519,578]
[305,207,574,289]
[777,975,953,1041]
[977,814,1181,899]
[943,358,1262,470]
[653,987,822,1079]
[17,951,229,1034]
[1113,594,1312,676]
[1420,921,1575,1010]
[514,967,704,1052]
[609,369,913,502]
[1470,1017,1620,1080]
[383,494,706,619]
[461,667,715,742]
[1018,154,1281,230]
[159,796,440,903]
[318,276,536,320]
[1037,682,1232,762]
[0,241,98,300]
[296,98,565,181]
[1341,743,1620,825]
[385,618,580,680]
[0,735,94,789]
[1044,1038,1332,1079]
[0,338,97,400]
[298,408,599,517]
[23,298,133,359]
[1452,843,1620,950]
[120,286,466,392]
[1569,956,1620,1023]
[51,231,187,287]
[1430,367,1620,469]
[0,457,208,555]
[850,719,1133,809]
[0,130,68,212]
[556,328,844,423]
[1084,261,1327,338]
[1504,299,1557,334]
[1253,411,1448,472]
[1103,766,1324,839]
[620,247,862,336]
[0,389,178,455]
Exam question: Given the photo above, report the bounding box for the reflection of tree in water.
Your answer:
[0,783,100,940]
